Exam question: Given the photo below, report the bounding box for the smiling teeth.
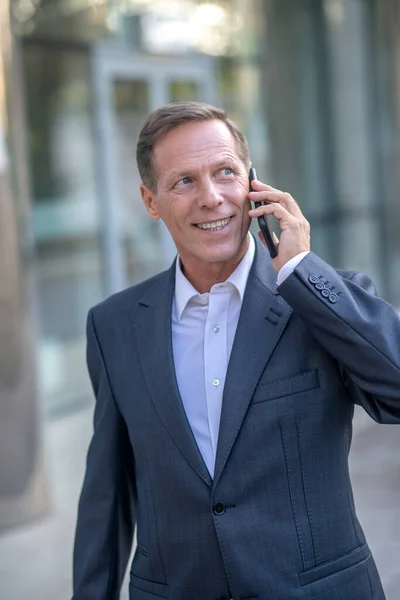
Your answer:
[197,218,230,230]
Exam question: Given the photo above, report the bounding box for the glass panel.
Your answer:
[338,216,382,292]
[309,222,335,265]
[168,79,199,102]
[366,0,400,306]
[23,43,104,415]
[112,78,168,284]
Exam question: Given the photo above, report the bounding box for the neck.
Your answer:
[180,239,249,294]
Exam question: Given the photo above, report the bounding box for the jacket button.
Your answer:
[213,502,226,516]
[321,288,331,298]
[315,282,325,290]
[308,274,319,284]
[329,293,339,303]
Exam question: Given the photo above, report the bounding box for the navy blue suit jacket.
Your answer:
[72,240,400,599]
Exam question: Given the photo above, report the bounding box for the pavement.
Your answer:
[0,404,399,600]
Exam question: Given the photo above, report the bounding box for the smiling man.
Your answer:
[141,115,254,294]
[72,101,400,600]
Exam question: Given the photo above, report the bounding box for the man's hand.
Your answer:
[248,179,310,273]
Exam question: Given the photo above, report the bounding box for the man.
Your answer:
[72,101,400,600]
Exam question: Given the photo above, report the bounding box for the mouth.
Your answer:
[194,216,233,232]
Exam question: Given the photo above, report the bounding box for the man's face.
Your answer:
[141,119,251,273]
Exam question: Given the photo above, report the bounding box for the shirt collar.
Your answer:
[174,233,255,321]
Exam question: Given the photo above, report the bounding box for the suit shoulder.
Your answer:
[90,268,173,322]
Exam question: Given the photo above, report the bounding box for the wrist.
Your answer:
[276,251,310,286]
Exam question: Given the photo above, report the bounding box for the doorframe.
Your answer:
[91,43,217,294]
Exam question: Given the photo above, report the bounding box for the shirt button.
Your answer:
[212,379,220,387]
[213,325,220,334]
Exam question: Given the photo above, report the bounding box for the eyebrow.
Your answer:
[165,157,239,182]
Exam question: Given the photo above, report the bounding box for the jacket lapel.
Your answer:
[213,240,292,487]
[133,262,212,488]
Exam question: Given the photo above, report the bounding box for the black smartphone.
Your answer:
[249,167,278,259]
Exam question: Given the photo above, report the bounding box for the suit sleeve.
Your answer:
[72,309,136,599]
[278,252,400,424]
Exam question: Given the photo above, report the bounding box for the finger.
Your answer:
[250,205,311,246]
[249,179,278,192]
[249,190,303,218]
[257,229,280,250]
[250,202,309,233]
[249,180,303,213]
[249,190,282,204]
[250,179,292,198]
[249,202,293,222]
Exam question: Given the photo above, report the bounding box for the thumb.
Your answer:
[258,230,280,249]
[272,231,280,246]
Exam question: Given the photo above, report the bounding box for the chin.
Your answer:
[202,246,240,264]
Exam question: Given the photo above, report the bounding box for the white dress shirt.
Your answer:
[172,235,308,477]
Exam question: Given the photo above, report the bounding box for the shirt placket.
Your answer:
[203,288,230,462]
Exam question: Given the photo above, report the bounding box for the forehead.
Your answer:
[153,119,241,174]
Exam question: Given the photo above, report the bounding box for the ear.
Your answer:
[140,184,161,220]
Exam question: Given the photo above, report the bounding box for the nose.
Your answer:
[197,178,224,209]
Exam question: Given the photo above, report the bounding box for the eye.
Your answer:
[220,167,234,177]
[175,176,192,187]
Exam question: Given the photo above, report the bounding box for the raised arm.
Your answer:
[279,252,400,424]
[249,179,400,424]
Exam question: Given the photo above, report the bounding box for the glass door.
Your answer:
[23,43,104,415]
[92,45,217,294]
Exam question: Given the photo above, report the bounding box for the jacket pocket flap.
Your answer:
[253,369,319,404]
[130,574,169,598]
[298,543,371,586]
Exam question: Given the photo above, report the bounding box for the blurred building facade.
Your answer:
[1,0,400,528]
